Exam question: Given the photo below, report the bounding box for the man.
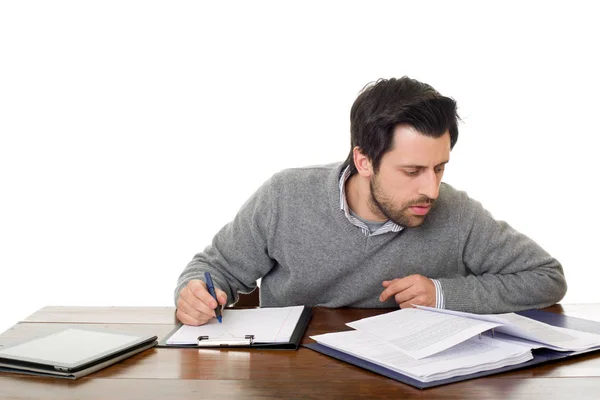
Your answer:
[174,76,567,326]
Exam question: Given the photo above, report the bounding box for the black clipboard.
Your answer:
[304,309,600,389]
[158,306,311,350]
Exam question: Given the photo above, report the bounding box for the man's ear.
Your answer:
[353,146,374,178]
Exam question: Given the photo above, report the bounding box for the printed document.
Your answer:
[310,307,600,384]
[347,308,502,359]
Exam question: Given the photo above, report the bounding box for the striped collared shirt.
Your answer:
[338,166,403,237]
[338,165,445,309]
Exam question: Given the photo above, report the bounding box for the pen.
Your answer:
[204,271,223,323]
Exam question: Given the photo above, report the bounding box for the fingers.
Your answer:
[394,287,418,306]
[188,279,219,309]
[216,288,227,306]
[176,279,228,326]
[379,278,413,302]
[176,305,210,326]
[176,287,213,325]
[380,275,436,308]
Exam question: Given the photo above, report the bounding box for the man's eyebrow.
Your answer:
[398,161,449,169]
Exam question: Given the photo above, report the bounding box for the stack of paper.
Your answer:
[310,307,600,383]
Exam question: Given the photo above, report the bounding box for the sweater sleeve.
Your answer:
[437,195,567,314]
[173,177,275,306]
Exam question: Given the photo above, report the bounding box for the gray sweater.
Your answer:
[175,163,567,314]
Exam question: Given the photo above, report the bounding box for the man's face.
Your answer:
[368,125,451,228]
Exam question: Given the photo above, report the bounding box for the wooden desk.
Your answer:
[2,304,600,399]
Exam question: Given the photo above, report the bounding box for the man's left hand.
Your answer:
[379,274,436,308]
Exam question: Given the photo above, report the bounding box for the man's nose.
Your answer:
[418,170,440,200]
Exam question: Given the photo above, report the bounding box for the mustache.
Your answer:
[405,196,435,207]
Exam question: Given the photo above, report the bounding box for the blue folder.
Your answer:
[304,309,600,389]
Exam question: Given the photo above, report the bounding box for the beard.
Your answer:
[368,175,435,228]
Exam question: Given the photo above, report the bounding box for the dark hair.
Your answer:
[344,76,459,174]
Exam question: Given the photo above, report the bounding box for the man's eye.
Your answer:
[404,170,419,176]
[435,166,446,173]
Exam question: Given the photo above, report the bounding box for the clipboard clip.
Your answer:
[197,334,255,347]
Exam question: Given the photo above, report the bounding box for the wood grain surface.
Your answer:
[2,304,600,399]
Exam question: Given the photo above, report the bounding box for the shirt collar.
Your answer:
[338,166,403,236]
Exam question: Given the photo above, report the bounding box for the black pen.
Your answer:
[204,271,223,323]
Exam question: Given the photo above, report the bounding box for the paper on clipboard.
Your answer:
[166,305,305,345]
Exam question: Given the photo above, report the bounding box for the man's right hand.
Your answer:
[176,279,228,326]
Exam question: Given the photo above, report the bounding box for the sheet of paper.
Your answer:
[311,330,532,382]
[415,305,506,323]
[492,313,600,351]
[166,306,304,345]
[346,308,501,359]
[415,305,600,352]
[489,332,547,350]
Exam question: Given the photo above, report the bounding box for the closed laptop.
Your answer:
[0,328,157,379]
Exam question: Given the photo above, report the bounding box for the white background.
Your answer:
[1,1,599,334]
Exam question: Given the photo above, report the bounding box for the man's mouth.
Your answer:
[409,204,431,216]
